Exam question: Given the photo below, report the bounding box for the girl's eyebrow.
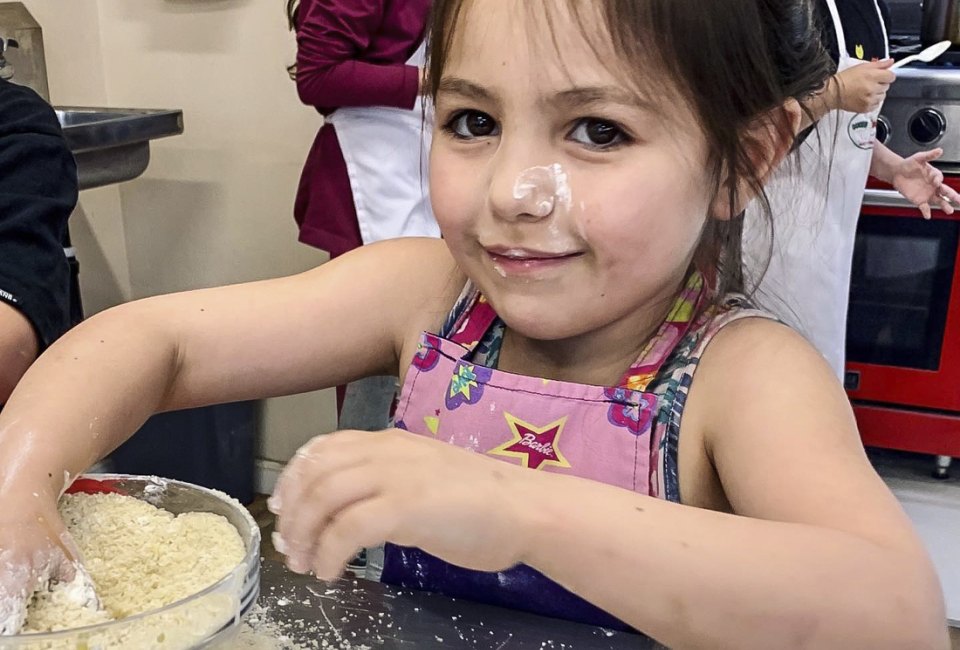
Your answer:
[551,86,656,112]
[437,77,500,108]
[437,77,654,113]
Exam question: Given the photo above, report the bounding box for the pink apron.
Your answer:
[382,274,709,628]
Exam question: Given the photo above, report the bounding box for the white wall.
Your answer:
[18,0,338,463]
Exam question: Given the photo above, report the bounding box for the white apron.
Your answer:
[324,41,440,244]
[743,0,888,378]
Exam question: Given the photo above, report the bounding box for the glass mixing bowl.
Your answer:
[0,474,261,650]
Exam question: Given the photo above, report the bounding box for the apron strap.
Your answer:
[823,0,848,60]
[823,0,889,61]
[618,270,710,391]
[445,286,501,352]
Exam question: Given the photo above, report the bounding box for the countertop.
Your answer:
[243,560,661,649]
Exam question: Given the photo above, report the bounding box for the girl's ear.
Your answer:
[709,99,803,221]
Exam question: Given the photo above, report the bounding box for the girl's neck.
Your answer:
[496,284,682,388]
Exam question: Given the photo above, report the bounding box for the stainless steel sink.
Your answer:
[54,107,184,190]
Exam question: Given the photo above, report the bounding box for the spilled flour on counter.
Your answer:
[235,604,371,650]
[15,492,246,647]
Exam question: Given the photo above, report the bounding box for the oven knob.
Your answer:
[875,115,891,144]
[909,108,947,145]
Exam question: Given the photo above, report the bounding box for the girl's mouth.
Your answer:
[484,247,584,277]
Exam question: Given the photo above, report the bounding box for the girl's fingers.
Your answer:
[273,437,372,561]
[280,464,384,574]
[311,498,398,581]
[271,430,373,516]
[920,202,932,220]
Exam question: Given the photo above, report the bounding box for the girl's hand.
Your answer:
[891,148,960,219]
[270,429,538,580]
[0,496,77,635]
[834,59,895,114]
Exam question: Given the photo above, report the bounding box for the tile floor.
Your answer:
[870,450,960,627]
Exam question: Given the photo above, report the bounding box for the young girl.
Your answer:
[0,1,948,647]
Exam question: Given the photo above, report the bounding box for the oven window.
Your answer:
[846,215,959,370]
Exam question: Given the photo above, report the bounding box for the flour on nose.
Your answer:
[512,164,573,218]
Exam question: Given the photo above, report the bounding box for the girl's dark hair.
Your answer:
[286,0,300,80]
[425,0,833,300]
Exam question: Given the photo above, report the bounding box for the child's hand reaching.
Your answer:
[891,148,960,219]
[270,429,537,580]
[0,501,79,635]
[834,59,895,114]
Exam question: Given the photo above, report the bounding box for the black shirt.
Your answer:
[817,0,891,68]
[0,79,77,350]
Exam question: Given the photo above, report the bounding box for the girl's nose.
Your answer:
[489,160,570,223]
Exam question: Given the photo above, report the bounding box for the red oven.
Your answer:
[846,175,960,458]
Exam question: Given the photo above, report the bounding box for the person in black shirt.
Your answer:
[819,0,891,66]
[0,79,77,403]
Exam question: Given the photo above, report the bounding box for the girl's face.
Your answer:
[430,1,718,342]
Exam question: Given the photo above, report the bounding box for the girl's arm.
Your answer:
[0,238,456,499]
[295,0,422,111]
[274,318,947,650]
[519,319,947,649]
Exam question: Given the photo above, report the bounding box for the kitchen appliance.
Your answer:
[922,0,960,46]
[846,57,960,476]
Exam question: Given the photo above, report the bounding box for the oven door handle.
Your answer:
[861,188,949,212]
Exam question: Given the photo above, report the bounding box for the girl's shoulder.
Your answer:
[653,294,846,504]
[345,237,468,356]
[667,292,847,453]
[654,293,777,391]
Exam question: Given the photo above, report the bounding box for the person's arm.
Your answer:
[0,237,459,631]
[0,237,457,498]
[0,80,77,404]
[870,142,960,218]
[870,139,908,181]
[522,320,946,648]
[273,319,947,649]
[797,75,840,131]
[797,59,895,131]
[295,0,422,110]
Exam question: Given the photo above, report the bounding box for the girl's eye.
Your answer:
[446,110,500,139]
[568,119,629,148]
